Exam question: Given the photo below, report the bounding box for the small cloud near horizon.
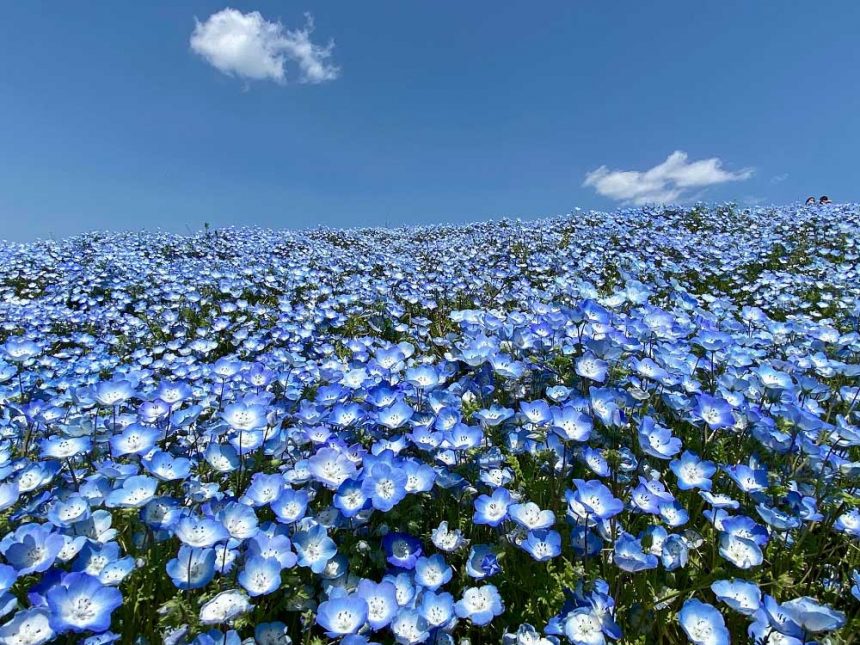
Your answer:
[583,151,753,205]
[770,173,789,184]
[190,8,339,85]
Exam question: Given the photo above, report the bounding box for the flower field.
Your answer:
[1,202,859,644]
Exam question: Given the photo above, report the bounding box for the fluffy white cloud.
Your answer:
[583,151,753,205]
[190,8,339,84]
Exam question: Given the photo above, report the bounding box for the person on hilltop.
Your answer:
[806,196,817,205]
[819,195,832,204]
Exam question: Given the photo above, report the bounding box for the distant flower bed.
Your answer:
[0,203,859,644]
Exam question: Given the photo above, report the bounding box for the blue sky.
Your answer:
[2,2,859,241]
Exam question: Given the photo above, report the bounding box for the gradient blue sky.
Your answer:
[2,2,859,241]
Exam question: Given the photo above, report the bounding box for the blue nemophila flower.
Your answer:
[630,477,674,515]
[166,546,216,590]
[465,545,498,579]
[563,607,605,645]
[204,443,239,473]
[835,508,860,537]
[72,541,122,577]
[93,380,135,407]
[550,405,592,442]
[693,394,735,430]
[570,525,602,558]
[700,491,740,510]
[316,595,368,637]
[222,402,268,431]
[718,533,763,569]
[418,590,455,629]
[509,502,555,530]
[520,400,552,425]
[47,494,91,527]
[293,524,337,574]
[218,502,259,541]
[2,337,40,362]
[2,523,65,575]
[356,579,399,630]
[382,532,422,570]
[613,533,658,572]
[246,533,297,569]
[444,423,483,450]
[567,480,624,521]
[174,514,230,548]
[755,503,801,531]
[0,608,55,645]
[377,400,414,429]
[521,529,561,562]
[238,556,282,597]
[721,515,769,547]
[198,589,251,625]
[504,623,557,645]
[390,608,430,644]
[154,381,192,406]
[724,462,768,495]
[589,388,623,428]
[678,599,729,645]
[402,460,436,493]
[254,622,289,645]
[710,579,761,616]
[46,572,123,634]
[638,417,681,459]
[143,451,192,481]
[362,462,408,512]
[330,402,366,428]
[581,446,611,477]
[576,353,609,383]
[308,447,356,490]
[632,357,670,383]
[660,534,689,570]
[431,521,467,553]
[334,478,369,518]
[454,585,504,626]
[475,404,515,427]
[40,436,91,460]
[244,473,285,507]
[659,500,689,527]
[473,487,513,527]
[141,497,182,532]
[383,571,417,608]
[270,488,309,524]
[414,554,453,590]
[779,596,846,633]
[109,424,160,457]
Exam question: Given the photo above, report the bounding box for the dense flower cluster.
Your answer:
[0,202,858,644]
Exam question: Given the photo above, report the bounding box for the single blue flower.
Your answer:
[710,579,761,616]
[355,579,399,630]
[166,546,216,590]
[293,524,337,574]
[238,556,282,597]
[381,532,422,570]
[473,487,512,527]
[521,529,561,562]
[678,599,729,645]
[454,585,504,626]
[414,554,453,591]
[316,595,368,637]
[46,572,123,634]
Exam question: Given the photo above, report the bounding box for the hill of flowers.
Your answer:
[0,202,859,645]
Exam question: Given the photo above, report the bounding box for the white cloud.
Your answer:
[190,8,339,84]
[583,151,753,205]
[770,173,789,184]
